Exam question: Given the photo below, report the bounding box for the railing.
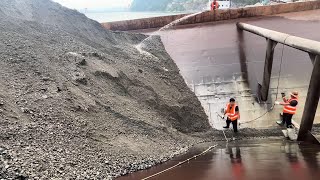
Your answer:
[237,23,320,56]
[237,23,320,143]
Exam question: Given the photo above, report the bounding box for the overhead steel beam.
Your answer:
[237,22,319,102]
[237,22,320,56]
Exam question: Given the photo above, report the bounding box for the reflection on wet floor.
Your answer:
[118,139,320,180]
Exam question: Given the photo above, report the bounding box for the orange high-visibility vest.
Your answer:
[283,98,298,115]
[225,103,239,121]
[211,1,219,10]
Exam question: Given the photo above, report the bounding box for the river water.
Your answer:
[118,139,320,180]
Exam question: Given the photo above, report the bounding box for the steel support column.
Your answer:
[260,39,277,101]
[309,53,316,65]
[298,55,320,141]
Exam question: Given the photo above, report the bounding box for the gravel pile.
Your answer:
[0,0,209,179]
[1,0,319,179]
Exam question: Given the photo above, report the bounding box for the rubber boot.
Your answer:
[276,121,284,126]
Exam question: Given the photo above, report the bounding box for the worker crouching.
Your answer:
[223,98,240,133]
[275,91,299,128]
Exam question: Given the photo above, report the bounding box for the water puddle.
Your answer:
[118,139,320,180]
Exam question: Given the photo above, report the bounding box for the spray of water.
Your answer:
[158,11,203,32]
[136,11,204,56]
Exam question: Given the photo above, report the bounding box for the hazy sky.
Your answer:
[52,0,132,9]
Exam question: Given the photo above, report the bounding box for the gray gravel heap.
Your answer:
[0,0,210,179]
[2,0,318,179]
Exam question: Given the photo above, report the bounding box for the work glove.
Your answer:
[275,101,280,105]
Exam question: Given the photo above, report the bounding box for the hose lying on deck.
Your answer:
[142,144,218,180]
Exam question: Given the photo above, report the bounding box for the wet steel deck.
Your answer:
[118,139,320,180]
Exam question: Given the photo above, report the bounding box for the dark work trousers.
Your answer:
[282,113,293,128]
[226,118,238,133]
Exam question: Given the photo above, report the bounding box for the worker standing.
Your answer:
[275,91,299,128]
[211,0,219,10]
[223,98,240,133]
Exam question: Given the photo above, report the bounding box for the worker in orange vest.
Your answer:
[223,98,240,133]
[211,0,219,10]
[275,91,299,128]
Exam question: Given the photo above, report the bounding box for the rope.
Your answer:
[239,36,290,125]
[142,144,218,180]
[222,128,229,142]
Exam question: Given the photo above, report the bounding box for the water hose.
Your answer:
[142,144,218,180]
